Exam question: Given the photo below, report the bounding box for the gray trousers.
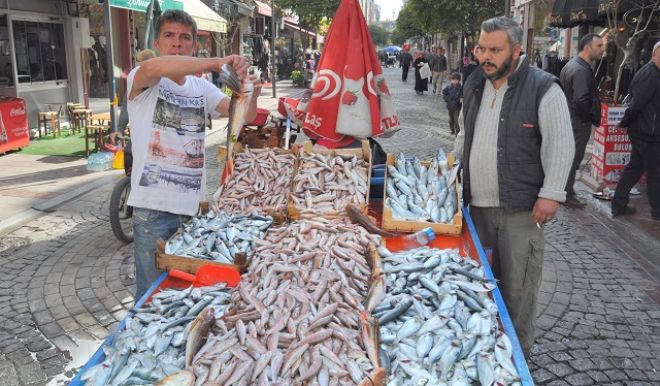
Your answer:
[566,121,592,197]
[470,206,545,356]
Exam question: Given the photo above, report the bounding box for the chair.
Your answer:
[84,124,110,157]
[71,108,92,134]
[37,111,61,138]
[66,103,86,134]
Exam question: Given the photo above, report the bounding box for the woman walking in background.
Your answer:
[413,51,428,95]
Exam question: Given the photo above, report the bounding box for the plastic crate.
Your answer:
[247,108,270,127]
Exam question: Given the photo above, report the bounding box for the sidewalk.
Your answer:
[0,80,306,237]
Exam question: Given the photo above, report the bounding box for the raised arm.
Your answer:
[129,55,249,100]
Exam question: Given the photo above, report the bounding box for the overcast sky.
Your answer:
[375,0,403,21]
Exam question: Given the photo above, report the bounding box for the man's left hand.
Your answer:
[532,198,559,225]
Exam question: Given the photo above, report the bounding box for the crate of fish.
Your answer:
[199,218,387,385]
[373,245,532,385]
[156,210,274,275]
[215,144,297,221]
[382,150,463,236]
[289,140,372,220]
[71,272,237,386]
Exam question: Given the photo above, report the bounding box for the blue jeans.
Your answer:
[133,208,189,299]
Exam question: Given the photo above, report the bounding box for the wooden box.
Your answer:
[155,239,245,276]
[381,153,462,236]
[288,140,372,220]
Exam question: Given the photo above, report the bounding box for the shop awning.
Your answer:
[550,0,573,28]
[185,0,228,33]
[283,21,317,38]
[571,0,604,25]
[109,0,183,12]
[254,0,272,17]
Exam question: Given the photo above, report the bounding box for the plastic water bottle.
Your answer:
[387,227,436,251]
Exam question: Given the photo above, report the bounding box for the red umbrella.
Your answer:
[298,0,399,148]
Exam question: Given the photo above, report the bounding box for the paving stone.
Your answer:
[39,321,64,339]
[549,351,573,362]
[645,370,660,382]
[570,358,597,371]
[565,373,595,385]
[16,361,47,384]
[26,337,51,352]
[0,361,19,386]
[531,353,555,366]
[547,362,574,377]
[624,369,649,381]
[532,368,556,383]
[35,348,60,361]
[546,380,571,386]
[610,356,637,369]
[604,369,628,381]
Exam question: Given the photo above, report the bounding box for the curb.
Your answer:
[0,172,122,236]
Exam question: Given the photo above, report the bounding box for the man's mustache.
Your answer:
[481,62,496,68]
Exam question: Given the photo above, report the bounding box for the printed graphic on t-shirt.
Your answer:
[139,85,206,193]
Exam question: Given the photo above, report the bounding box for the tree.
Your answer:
[275,0,341,32]
[405,0,504,46]
[602,0,660,101]
[369,24,389,47]
[393,3,424,43]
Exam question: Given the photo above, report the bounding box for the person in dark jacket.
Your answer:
[442,72,463,134]
[400,48,413,82]
[559,33,604,208]
[612,41,660,220]
[452,16,574,356]
[413,51,428,95]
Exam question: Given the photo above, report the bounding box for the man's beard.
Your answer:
[481,54,514,81]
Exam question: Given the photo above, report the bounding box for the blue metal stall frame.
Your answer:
[463,206,535,385]
[68,273,168,386]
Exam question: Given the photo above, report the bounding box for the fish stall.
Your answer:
[70,142,534,385]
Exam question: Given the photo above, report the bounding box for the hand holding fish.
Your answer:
[222,54,250,80]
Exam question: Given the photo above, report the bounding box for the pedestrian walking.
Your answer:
[442,72,463,135]
[431,47,448,94]
[413,51,429,95]
[559,33,604,208]
[400,48,413,82]
[612,41,660,220]
[462,54,479,85]
[126,10,259,299]
[453,16,574,356]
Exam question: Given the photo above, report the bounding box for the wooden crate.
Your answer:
[155,239,245,275]
[288,140,372,220]
[216,143,298,223]
[381,153,463,236]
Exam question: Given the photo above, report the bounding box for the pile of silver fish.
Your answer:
[291,152,369,218]
[186,219,384,385]
[217,148,296,214]
[164,210,273,263]
[80,283,232,385]
[385,150,458,223]
[375,246,521,386]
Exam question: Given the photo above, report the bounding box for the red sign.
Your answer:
[0,96,29,154]
[590,106,631,183]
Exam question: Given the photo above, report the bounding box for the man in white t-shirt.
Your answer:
[127,10,259,298]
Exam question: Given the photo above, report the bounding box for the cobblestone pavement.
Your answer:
[0,68,658,385]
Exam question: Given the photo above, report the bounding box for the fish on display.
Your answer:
[217,148,296,215]
[164,210,273,263]
[374,246,521,385]
[79,283,233,386]
[385,149,459,224]
[182,218,385,385]
[291,152,369,218]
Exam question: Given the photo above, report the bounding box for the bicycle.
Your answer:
[109,137,134,243]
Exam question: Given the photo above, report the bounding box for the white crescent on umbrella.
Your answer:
[312,69,342,100]
[366,71,377,96]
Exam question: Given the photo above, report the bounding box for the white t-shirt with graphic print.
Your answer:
[126,67,227,216]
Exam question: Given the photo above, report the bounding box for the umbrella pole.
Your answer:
[271,0,277,98]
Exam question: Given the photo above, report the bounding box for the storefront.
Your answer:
[0,0,82,129]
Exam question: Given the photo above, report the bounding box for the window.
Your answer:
[13,20,67,84]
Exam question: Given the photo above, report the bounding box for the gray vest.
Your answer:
[462,57,559,212]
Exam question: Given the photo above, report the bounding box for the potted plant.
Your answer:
[291,70,305,87]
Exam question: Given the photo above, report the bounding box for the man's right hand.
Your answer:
[224,55,250,80]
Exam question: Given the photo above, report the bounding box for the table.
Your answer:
[85,112,112,157]
[90,112,111,125]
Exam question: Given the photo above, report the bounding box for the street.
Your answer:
[0,68,658,385]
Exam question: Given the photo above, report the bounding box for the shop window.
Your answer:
[12,20,67,84]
